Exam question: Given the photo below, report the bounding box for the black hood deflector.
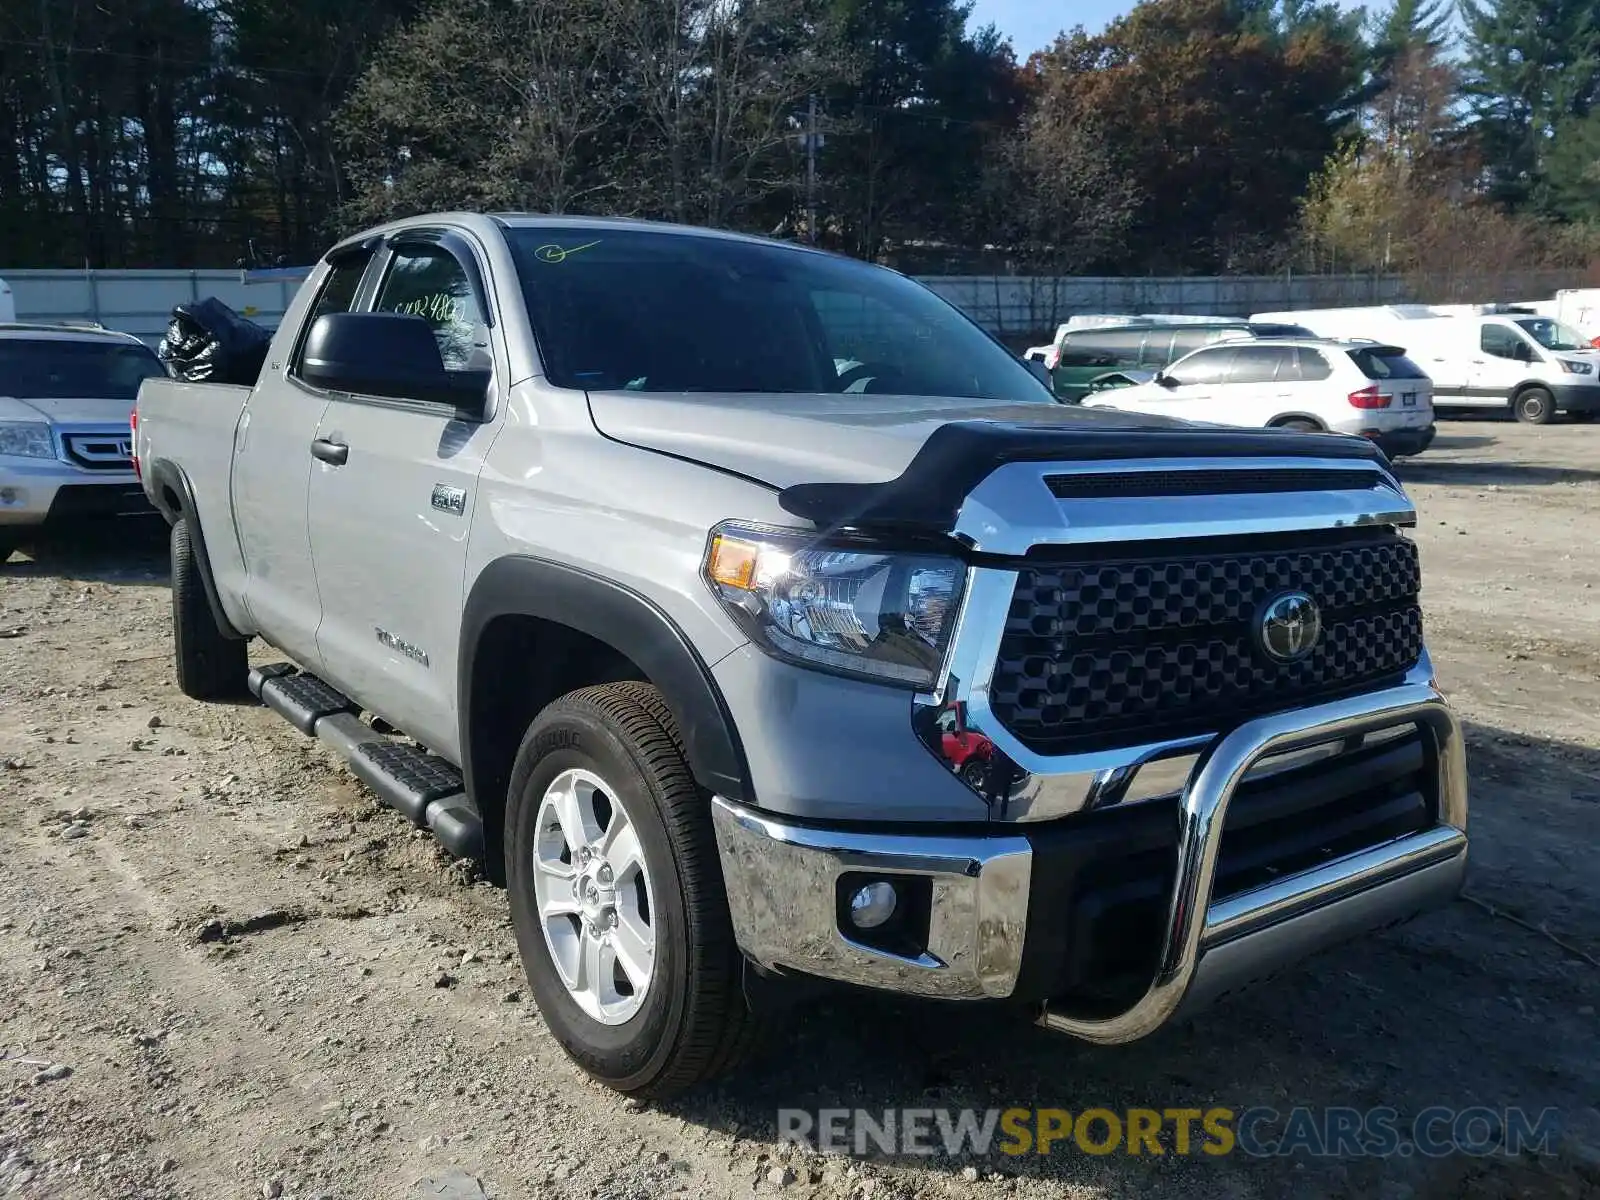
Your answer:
[776,420,1389,538]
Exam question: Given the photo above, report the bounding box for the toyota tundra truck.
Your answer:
[132,213,1469,1098]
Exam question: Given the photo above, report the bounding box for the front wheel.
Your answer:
[505,682,761,1098]
[1513,387,1555,425]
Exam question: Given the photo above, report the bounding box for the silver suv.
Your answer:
[0,322,165,560]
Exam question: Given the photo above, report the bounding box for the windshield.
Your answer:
[0,338,166,401]
[506,227,1054,402]
[1514,318,1589,352]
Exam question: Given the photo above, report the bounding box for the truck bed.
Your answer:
[133,377,254,632]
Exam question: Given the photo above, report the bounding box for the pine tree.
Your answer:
[1371,0,1452,58]
[1461,0,1600,208]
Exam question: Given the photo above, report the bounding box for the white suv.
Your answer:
[1081,337,1437,459]
[0,323,167,560]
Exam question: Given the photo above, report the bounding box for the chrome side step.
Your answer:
[1037,681,1469,1044]
[246,663,484,861]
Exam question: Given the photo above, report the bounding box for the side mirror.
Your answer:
[1516,341,1537,362]
[300,312,490,416]
[1155,371,1178,388]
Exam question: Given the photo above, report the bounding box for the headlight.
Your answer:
[1558,358,1594,374]
[0,421,54,459]
[703,522,965,688]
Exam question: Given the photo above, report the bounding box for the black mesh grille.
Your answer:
[1044,468,1386,498]
[990,532,1423,753]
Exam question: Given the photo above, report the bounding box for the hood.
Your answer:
[585,391,1197,489]
[0,394,137,426]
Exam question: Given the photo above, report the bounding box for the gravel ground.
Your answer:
[2,416,1598,1200]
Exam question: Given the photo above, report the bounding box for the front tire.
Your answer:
[171,517,248,700]
[505,682,760,1098]
[1513,387,1555,425]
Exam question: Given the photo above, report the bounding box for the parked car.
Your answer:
[1253,305,1600,424]
[133,213,1468,1098]
[1080,337,1437,458]
[0,322,167,561]
[1026,318,1321,393]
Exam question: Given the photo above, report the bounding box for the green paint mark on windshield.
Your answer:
[534,239,601,264]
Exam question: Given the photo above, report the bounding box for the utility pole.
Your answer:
[805,93,819,245]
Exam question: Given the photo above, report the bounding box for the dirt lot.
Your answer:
[2,417,1598,1200]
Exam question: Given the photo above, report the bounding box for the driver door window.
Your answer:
[1480,325,1528,361]
[372,244,488,372]
[1166,348,1236,388]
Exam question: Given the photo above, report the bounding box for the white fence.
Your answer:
[917,274,1415,338]
[5,269,303,346]
[0,266,1568,346]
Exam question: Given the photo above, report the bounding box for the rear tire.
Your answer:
[505,682,761,1098]
[171,517,248,700]
[1513,387,1555,425]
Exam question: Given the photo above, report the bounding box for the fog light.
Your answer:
[848,881,898,930]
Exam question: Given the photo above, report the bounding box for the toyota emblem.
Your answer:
[1254,590,1322,664]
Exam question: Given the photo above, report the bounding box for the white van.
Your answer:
[1512,289,1600,345]
[1253,306,1600,424]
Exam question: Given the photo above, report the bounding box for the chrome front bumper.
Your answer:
[711,679,1468,1040]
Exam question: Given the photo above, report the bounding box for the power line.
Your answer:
[0,35,333,79]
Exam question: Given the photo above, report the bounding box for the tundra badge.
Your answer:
[375,627,429,667]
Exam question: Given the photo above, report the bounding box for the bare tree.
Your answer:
[610,0,856,227]
[338,0,627,224]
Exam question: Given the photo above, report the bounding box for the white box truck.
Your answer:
[1252,305,1600,424]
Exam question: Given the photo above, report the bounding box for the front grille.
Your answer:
[62,432,133,471]
[1044,468,1386,498]
[989,531,1423,753]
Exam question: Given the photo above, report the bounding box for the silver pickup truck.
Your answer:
[133,213,1469,1098]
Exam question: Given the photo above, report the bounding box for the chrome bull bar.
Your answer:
[1037,680,1469,1044]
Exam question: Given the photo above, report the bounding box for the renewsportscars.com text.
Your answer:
[776,1106,1560,1159]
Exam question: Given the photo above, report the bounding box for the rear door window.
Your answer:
[291,249,375,378]
[1348,347,1428,379]
[1224,345,1292,385]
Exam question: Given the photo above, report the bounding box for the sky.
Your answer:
[967,0,1119,54]
[968,0,1371,58]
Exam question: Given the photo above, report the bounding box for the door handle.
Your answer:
[310,437,348,466]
